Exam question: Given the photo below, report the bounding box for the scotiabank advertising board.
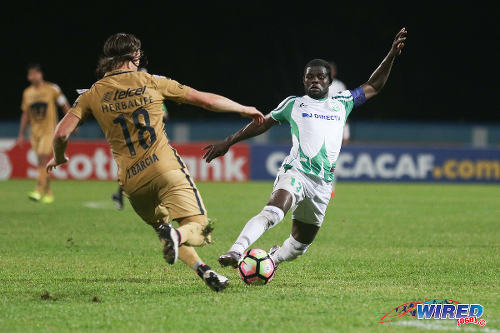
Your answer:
[1,140,499,183]
[174,144,249,181]
[0,140,249,181]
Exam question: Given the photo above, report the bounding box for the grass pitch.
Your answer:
[0,180,498,332]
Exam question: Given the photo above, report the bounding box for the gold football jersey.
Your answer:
[70,70,190,193]
[21,82,64,138]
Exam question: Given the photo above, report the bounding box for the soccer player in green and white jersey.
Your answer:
[203,28,407,268]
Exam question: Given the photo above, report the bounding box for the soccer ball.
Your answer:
[237,248,276,285]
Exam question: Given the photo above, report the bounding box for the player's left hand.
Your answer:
[390,27,407,56]
[46,155,69,173]
[202,141,230,163]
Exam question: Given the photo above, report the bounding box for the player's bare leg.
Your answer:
[30,154,52,202]
[176,215,214,246]
[41,168,54,204]
[156,215,227,291]
[155,214,211,264]
[39,154,54,203]
[32,154,47,198]
[176,215,228,291]
[218,189,294,267]
[270,219,319,266]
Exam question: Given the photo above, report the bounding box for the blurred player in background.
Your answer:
[327,60,346,96]
[331,118,350,199]
[46,33,264,291]
[17,63,70,203]
[204,28,407,269]
[328,61,348,199]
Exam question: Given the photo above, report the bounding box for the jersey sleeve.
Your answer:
[151,74,190,103]
[69,91,92,121]
[50,83,69,107]
[270,96,296,123]
[333,90,356,118]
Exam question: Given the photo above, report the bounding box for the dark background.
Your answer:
[4,2,497,124]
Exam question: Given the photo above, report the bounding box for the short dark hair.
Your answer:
[96,33,142,78]
[304,58,332,83]
[27,63,42,72]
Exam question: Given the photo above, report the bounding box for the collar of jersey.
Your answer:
[104,69,134,78]
[31,81,47,90]
[304,95,328,102]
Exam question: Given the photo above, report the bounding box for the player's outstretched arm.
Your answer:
[203,114,277,163]
[46,113,80,172]
[184,88,264,125]
[361,27,407,100]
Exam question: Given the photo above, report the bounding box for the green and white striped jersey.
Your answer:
[270,90,356,182]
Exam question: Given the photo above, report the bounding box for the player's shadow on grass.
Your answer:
[5,277,160,283]
[7,277,226,296]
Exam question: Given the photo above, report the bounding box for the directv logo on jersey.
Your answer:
[302,112,341,121]
[417,303,486,327]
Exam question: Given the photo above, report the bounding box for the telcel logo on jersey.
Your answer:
[417,303,486,327]
[112,86,147,100]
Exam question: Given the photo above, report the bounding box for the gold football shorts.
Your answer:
[127,168,207,226]
[30,133,53,156]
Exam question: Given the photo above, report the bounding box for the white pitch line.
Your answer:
[390,320,499,332]
[83,201,115,209]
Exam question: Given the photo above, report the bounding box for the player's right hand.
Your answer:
[241,107,264,125]
[46,155,69,173]
[202,141,230,163]
[15,135,25,146]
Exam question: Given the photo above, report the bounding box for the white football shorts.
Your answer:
[272,167,333,227]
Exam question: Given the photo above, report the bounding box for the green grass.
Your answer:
[0,180,499,332]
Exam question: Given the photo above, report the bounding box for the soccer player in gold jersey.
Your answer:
[46,33,264,291]
[17,64,70,203]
